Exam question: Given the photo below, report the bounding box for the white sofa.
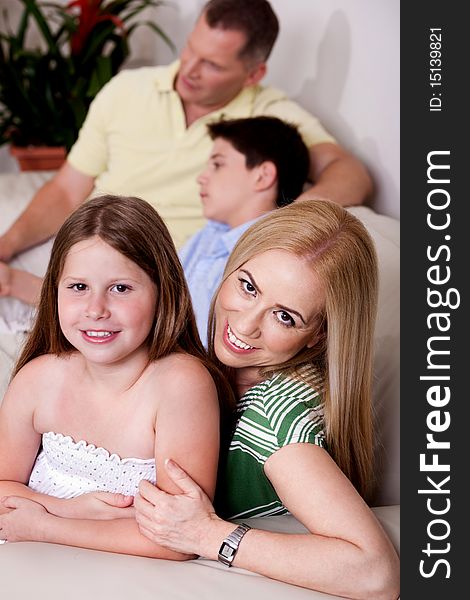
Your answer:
[0,171,399,599]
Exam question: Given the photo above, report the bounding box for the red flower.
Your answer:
[67,0,126,55]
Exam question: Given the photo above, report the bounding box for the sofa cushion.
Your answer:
[0,506,399,600]
[348,206,400,506]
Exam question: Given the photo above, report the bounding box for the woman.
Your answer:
[134,199,400,598]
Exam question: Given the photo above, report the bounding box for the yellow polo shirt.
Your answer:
[67,61,335,248]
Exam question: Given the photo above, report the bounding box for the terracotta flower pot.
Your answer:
[10,145,66,171]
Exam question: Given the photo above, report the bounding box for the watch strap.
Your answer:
[217,523,251,567]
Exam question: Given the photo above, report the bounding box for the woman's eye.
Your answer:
[275,310,295,327]
[112,284,129,293]
[240,278,256,296]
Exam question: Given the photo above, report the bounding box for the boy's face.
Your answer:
[197,138,261,228]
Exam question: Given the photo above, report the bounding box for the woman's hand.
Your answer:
[135,459,223,556]
[51,492,135,520]
[0,496,51,542]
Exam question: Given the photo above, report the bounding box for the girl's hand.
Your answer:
[0,493,135,543]
[52,492,135,520]
[135,459,221,556]
[0,496,51,542]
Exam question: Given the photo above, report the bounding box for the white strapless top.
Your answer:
[28,432,156,499]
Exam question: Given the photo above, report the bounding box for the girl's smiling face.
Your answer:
[213,249,325,375]
[57,236,157,367]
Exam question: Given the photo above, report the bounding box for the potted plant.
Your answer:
[0,0,174,170]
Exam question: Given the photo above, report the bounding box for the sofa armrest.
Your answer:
[0,507,399,600]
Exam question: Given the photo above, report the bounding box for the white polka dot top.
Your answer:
[28,432,156,499]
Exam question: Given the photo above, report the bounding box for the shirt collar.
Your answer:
[218,216,266,253]
[213,85,259,121]
[156,60,181,92]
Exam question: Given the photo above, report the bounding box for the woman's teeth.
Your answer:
[227,324,254,350]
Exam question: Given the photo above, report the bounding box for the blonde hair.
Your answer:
[14,195,235,417]
[208,199,378,499]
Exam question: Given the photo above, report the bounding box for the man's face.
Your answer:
[175,15,265,109]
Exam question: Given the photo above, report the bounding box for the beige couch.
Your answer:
[0,171,399,599]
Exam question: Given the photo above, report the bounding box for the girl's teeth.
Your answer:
[86,331,113,337]
[227,325,253,350]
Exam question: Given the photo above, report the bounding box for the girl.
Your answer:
[134,200,400,598]
[0,194,233,558]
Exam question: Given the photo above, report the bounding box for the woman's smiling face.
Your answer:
[213,249,325,374]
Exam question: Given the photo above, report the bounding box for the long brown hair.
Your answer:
[14,194,234,417]
[208,199,378,500]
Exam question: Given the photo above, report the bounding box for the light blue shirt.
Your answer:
[179,218,260,347]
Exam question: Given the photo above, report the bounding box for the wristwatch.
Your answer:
[217,523,252,567]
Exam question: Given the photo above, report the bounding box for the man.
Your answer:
[0,0,371,305]
[179,116,310,346]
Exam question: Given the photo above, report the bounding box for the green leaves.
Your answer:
[0,0,175,149]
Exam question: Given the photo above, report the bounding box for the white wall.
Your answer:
[267,0,400,219]
[1,0,399,218]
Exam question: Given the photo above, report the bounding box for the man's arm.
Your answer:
[298,142,373,206]
[0,162,95,262]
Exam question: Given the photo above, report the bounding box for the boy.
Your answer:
[179,116,309,346]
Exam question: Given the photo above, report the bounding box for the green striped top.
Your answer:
[217,368,326,519]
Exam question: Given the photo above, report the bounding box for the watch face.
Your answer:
[220,543,235,559]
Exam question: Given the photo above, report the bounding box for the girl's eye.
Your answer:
[68,283,87,292]
[111,284,130,293]
[274,310,295,327]
[239,278,256,296]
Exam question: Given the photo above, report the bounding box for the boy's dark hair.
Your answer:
[203,0,279,63]
[208,116,310,206]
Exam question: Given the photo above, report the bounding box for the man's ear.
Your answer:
[243,62,267,87]
[254,161,277,192]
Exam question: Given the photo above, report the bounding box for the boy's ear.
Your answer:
[254,161,277,192]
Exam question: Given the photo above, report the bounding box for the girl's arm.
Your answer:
[150,356,220,501]
[135,446,400,600]
[0,362,52,515]
[1,356,221,559]
[0,496,187,558]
